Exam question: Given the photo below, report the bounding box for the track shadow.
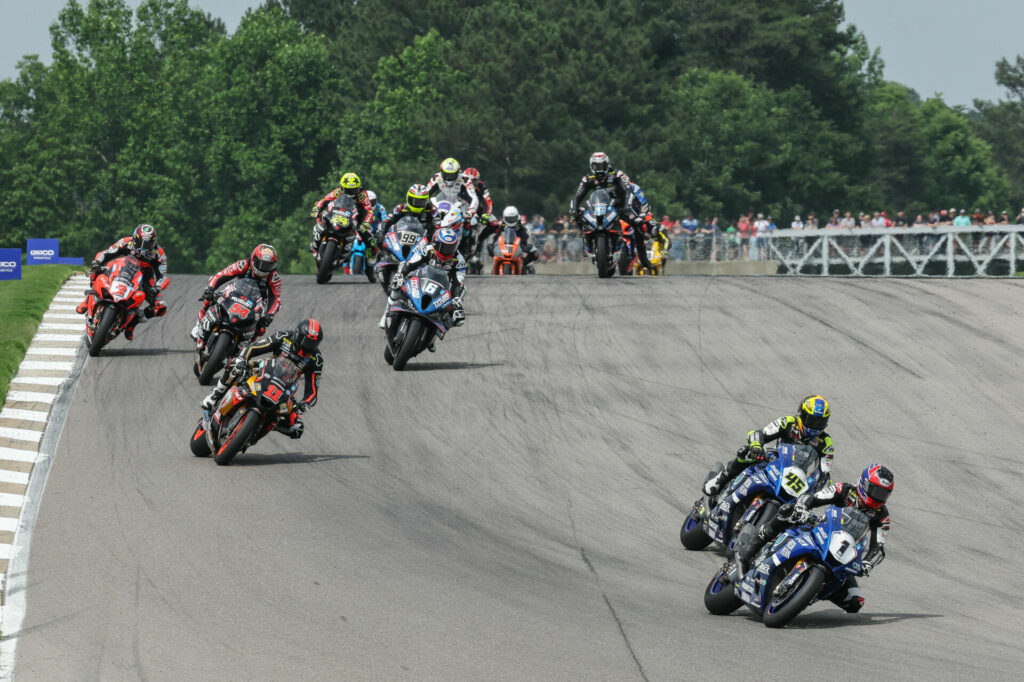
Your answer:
[229,452,370,466]
[742,610,943,629]
[404,361,506,371]
[99,348,193,357]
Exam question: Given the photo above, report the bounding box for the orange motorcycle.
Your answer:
[492,225,525,275]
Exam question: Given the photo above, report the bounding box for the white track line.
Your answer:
[25,347,78,357]
[0,428,42,444]
[32,334,82,342]
[41,313,81,320]
[0,448,39,464]
[0,546,11,561]
[0,471,28,486]
[0,518,18,533]
[47,305,78,311]
[10,376,65,387]
[0,410,48,424]
[39,322,83,331]
[18,360,74,372]
[6,392,56,405]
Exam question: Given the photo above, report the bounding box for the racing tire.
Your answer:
[316,241,337,284]
[365,257,376,283]
[384,344,394,366]
[198,332,232,386]
[88,306,117,357]
[680,507,714,550]
[704,567,744,615]
[190,421,212,457]
[351,253,364,279]
[392,318,423,371]
[618,251,632,275]
[214,409,260,465]
[501,262,512,275]
[762,564,827,628]
[596,235,612,278]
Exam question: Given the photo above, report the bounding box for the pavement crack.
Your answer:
[567,498,649,682]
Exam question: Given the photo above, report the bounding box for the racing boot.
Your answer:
[201,379,228,412]
[191,314,212,348]
[703,470,729,497]
[274,413,304,439]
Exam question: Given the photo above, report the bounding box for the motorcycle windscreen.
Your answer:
[219,277,265,325]
[405,265,452,314]
[109,258,143,301]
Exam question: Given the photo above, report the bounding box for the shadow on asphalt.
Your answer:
[748,611,943,629]
[230,453,370,466]
[404,361,506,371]
[99,348,193,357]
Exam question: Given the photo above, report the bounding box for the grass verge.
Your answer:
[0,265,86,404]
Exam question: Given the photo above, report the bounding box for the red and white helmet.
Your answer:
[856,464,894,510]
[463,167,480,183]
[250,244,278,281]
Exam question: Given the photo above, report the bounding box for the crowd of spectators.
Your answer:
[514,207,1024,263]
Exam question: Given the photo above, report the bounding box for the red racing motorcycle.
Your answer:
[82,255,150,356]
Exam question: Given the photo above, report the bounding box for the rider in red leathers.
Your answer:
[190,244,283,348]
[78,224,169,340]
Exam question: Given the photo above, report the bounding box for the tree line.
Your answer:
[1,0,1022,273]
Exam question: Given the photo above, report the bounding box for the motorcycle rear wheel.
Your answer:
[88,306,117,357]
[198,332,232,386]
[316,241,337,284]
[214,409,260,465]
[351,253,364,279]
[392,318,423,371]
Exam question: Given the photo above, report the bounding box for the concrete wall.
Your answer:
[531,260,779,276]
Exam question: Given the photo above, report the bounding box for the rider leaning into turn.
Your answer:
[379,184,439,242]
[569,152,653,269]
[309,172,375,254]
[733,463,894,613]
[704,394,836,497]
[379,212,468,346]
[201,318,324,439]
[78,224,169,340]
[190,244,283,348]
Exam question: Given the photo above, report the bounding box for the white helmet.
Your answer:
[502,206,520,227]
[366,190,377,206]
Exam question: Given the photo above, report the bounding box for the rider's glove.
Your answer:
[258,315,273,330]
[860,560,873,577]
[201,286,215,302]
[390,272,405,291]
[295,402,309,415]
[310,205,320,219]
[228,356,247,377]
[452,296,464,310]
[89,261,102,274]
[747,443,766,462]
[452,308,466,326]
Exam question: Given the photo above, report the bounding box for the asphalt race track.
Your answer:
[14,275,1024,680]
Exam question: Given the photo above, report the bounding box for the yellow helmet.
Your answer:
[339,172,361,194]
[440,157,460,182]
[798,394,830,436]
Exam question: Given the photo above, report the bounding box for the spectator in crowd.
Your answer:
[870,211,886,229]
[1015,208,1024,224]
[826,213,840,229]
[971,208,985,225]
[806,212,818,229]
[736,213,753,259]
[679,213,698,260]
[752,212,772,260]
[840,211,856,229]
[984,210,996,225]
[660,214,673,231]
[953,209,971,227]
[892,211,907,227]
[699,216,719,261]
[531,215,547,236]
[790,215,804,230]
[998,210,1010,225]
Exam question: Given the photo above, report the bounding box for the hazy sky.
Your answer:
[2,1,1024,107]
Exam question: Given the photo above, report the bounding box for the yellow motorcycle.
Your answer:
[633,231,669,276]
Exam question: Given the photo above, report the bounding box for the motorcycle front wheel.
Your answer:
[190,420,212,457]
[392,317,424,371]
[198,332,232,386]
[214,408,261,465]
[88,306,118,357]
[596,235,613,278]
[316,241,338,284]
[762,564,827,628]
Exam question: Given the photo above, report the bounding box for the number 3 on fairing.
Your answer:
[422,281,439,295]
[784,471,807,494]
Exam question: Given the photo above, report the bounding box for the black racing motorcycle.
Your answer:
[314,194,359,284]
[193,277,267,385]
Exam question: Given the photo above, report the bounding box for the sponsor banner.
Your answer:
[56,256,84,265]
[0,249,22,280]
[26,239,59,265]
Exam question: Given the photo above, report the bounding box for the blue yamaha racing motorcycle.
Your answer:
[680,444,822,553]
[703,505,871,627]
[383,263,455,371]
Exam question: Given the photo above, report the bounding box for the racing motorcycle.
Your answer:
[189,356,304,465]
[432,195,479,268]
[375,216,429,293]
[492,225,525,275]
[382,263,456,371]
[314,194,358,284]
[680,444,823,553]
[82,255,151,356]
[703,505,871,627]
[347,231,376,283]
[580,189,624,278]
[631,233,667,276]
[192,277,267,385]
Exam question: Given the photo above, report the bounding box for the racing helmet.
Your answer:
[856,463,893,509]
[440,157,461,182]
[250,243,278,281]
[502,206,520,227]
[132,224,158,258]
[797,394,830,437]
[432,223,461,262]
[406,184,430,213]
[589,151,610,177]
[292,318,323,356]
[366,190,378,207]
[463,167,480,183]
[340,172,361,196]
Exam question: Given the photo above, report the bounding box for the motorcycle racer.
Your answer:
[309,172,375,253]
[78,224,169,340]
[379,184,439,241]
[190,244,282,348]
[477,206,539,272]
[704,394,836,497]
[201,318,324,439]
[378,212,467,341]
[426,157,479,217]
[733,463,894,613]
[569,152,653,269]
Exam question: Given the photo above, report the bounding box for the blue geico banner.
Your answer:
[0,249,22,280]
[27,238,60,265]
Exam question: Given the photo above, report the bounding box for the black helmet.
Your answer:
[292,318,323,355]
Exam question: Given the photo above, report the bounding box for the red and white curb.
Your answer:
[0,273,89,679]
